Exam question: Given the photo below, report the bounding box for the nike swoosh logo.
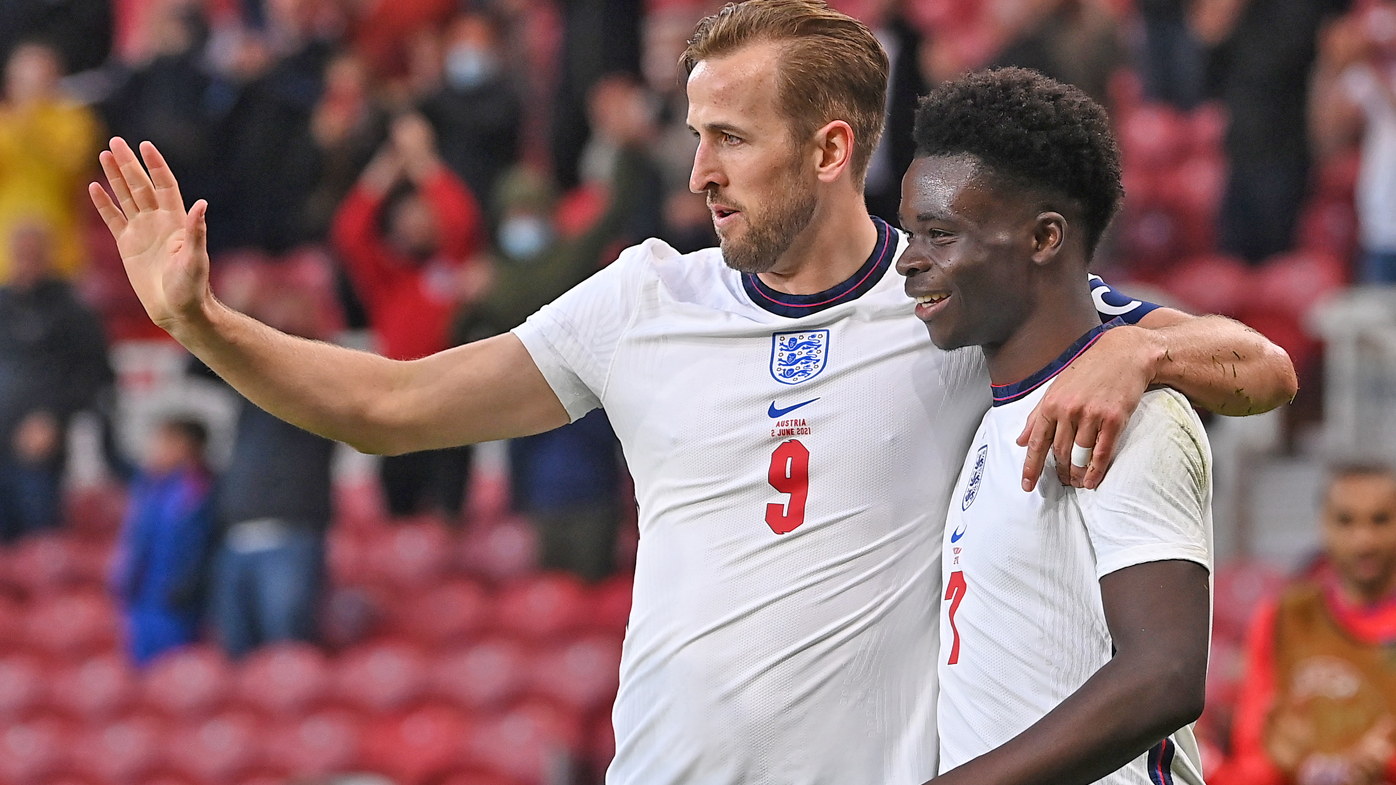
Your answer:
[950,524,967,543]
[769,398,819,418]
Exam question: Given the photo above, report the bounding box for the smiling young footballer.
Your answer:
[899,69,1214,785]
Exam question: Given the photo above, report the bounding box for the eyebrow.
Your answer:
[689,121,748,137]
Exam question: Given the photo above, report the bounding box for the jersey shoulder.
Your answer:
[614,238,751,312]
[1112,388,1212,489]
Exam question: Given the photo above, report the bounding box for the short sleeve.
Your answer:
[1078,388,1213,579]
[511,242,652,421]
[1089,274,1161,325]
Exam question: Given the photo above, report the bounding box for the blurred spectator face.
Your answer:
[1322,469,1396,602]
[145,423,202,476]
[388,193,439,261]
[643,10,698,94]
[4,43,62,106]
[686,43,819,273]
[8,221,54,289]
[443,15,501,91]
[145,0,203,58]
[499,208,554,260]
[588,75,654,146]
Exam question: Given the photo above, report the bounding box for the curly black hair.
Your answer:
[912,67,1123,258]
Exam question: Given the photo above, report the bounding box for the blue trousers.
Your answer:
[125,606,199,666]
[209,528,324,659]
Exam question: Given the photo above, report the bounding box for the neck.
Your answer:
[984,273,1101,386]
[754,189,879,295]
[1340,573,1396,607]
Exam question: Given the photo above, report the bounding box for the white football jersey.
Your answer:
[513,218,1157,785]
[937,322,1213,785]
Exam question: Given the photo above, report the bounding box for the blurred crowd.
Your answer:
[1,0,1396,782]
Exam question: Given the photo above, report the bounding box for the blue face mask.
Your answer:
[499,216,552,261]
[445,45,498,90]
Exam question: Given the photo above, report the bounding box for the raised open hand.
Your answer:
[88,138,211,332]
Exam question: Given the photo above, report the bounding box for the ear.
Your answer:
[1030,212,1067,266]
[811,120,855,184]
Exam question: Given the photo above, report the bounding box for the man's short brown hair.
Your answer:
[681,0,889,185]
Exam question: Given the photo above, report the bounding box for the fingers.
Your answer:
[1051,417,1076,487]
[98,149,136,218]
[140,141,186,214]
[1068,419,1100,489]
[1019,408,1055,492]
[110,137,159,212]
[1082,419,1121,490]
[186,199,208,249]
[88,182,127,235]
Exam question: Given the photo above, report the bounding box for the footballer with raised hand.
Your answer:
[900,68,1212,785]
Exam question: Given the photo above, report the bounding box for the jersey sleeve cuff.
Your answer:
[1095,545,1213,580]
[512,320,601,422]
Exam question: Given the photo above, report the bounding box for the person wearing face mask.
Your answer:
[331,113,485,523]
[419,11,523,219]
[453,139,647,580]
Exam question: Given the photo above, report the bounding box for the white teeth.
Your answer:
[915,294,948,305]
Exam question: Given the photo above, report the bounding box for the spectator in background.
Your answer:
[0,220,112,542]
[1194,0,1349,263]
[850,0,929,225]
[1310,3,1396,284]
[0,0,112,78]
[302,51,389,243]
[1221,462,1396,785]
[549,0,642,190]
[1137,0,1208,109]
[454,112,651,580]
[101,0,217,211]
[204,0,335,254]
[0,40,101,282]
[991,0,1126,107]
[331,113,485,523]
[209,282,337,659]
[420,10,523,220]
[112,417,214,666]
[576,74,665,250]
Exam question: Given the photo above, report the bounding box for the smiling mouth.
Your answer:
[914,294,949,306]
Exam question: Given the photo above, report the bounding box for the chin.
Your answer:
[925,322,970,351]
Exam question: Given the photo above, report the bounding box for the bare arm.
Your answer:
[927,560,1211,785]
[89,137,568,455]
[1019,308,1296,491]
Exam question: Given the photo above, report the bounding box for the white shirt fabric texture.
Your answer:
[512,218,1155,785]
[937,324,1213,785]
[1342,61,1396,252]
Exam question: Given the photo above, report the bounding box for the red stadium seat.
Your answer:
[439,773,520,785]
[8,535,108,595]
[326,529,370,588]
[431,637,530,711]
[459,518,538,581]
[50,654,137,723]
[1156,155,1226,225]
[397,579,491,646]
[366,523,453,589]
[62,484,127,540]
[362,703,472,785]
[23,590,119,658]
[0,654,45,721]
[1296,198,1359,260]
[1119,104,1188,170]
[1251,250,1348,321]
[467,701,584,785]
[0,595,23,654]
[590,711,616,779]
[72,713,170,785]
[266,708,363,777]
[42,776,100,785]
[1118,208,1181,272]
[333,639,429,714]
[494,574,590,642]
[320,586,386,650]
[589,576,632,634]
[1161,255,1252,318]
[165,710,265,785]
[1314,149,1361,201]
[141,645,234,720]
[530,636,623,713]
[234,642,331,718]
[1212,560,1287,643]
[0,715,70,784]
[1185,103,1227,158]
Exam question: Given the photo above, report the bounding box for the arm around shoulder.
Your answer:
[1133,308,1298,415]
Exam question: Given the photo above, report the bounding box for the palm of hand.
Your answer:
[89,138,211,331]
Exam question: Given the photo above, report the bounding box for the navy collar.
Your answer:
[742,216,895,318]
[990,318,1124,407]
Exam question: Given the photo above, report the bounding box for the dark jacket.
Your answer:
[0,278,112,463]
[215,401,335,532]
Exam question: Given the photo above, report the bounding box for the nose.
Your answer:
[896,242,930,278]
[689,139,727,194]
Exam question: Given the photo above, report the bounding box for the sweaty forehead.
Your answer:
[686,41,785,133]
[901,154,1005,224]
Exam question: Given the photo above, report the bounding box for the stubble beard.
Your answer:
[714,161,818,274]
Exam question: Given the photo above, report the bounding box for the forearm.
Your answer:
[169,299,567,454]
[1136,312,1297,415]
[932,655,1198,785]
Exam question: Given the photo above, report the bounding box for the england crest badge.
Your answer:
[770,330,829,385]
